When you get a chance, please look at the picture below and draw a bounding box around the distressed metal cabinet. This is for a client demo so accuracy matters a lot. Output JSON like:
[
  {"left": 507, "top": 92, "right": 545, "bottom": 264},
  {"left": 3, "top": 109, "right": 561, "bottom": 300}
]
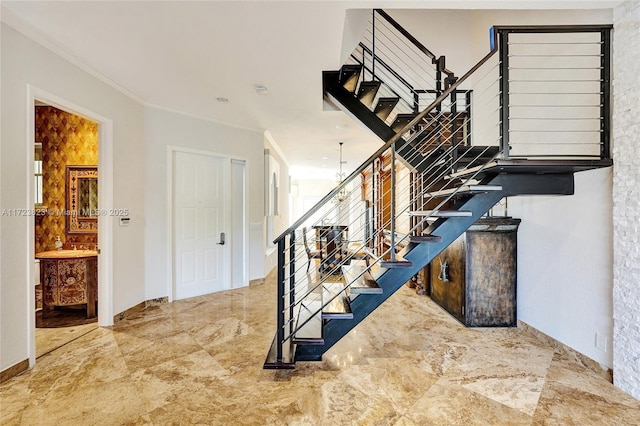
[{"left": 430, "top": 218, "right": 520, "bottom": 327}]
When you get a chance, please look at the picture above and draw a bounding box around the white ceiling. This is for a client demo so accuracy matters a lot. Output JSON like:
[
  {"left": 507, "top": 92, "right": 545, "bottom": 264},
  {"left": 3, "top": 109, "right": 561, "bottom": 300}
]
[{"left": 1, "top": 0, "right": 623, "bottom": 175}]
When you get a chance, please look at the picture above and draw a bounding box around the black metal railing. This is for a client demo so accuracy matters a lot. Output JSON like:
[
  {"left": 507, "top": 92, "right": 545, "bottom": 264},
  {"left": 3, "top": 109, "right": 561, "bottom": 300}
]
[
  {"left": 493, "top": 25, "right": 612, "bottom": 159},
  {"left": 355, "top": 10, "right": 457, "bottom": 115},
  {"left": 267, "top": 21, "right": 612, "bottom": 365}
]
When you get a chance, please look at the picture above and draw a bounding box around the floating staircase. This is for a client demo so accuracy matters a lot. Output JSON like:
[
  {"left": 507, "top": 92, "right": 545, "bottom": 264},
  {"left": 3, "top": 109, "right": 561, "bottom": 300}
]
[{"left": 264, "top": 13, "right": 612, "bottom": 369}]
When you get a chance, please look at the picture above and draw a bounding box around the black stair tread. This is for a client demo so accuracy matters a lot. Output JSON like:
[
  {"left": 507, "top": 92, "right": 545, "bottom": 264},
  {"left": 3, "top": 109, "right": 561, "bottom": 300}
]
[
  {"left": 292, "top": 301, "right": 324, "bottom": 345},
  {"left": 322, "top": 283, "right": 353, "bottom": 319},
  {"left": 456, "top": 146, "right": 501, "bottom": 167},
  {"left": 447, "top": 158, "right": 614, "bottom": 180},
  {"left": 407, "top": 210, "right": 473, "bottom": 217},
  {"left": 380, "top": 259, "right": 413, "bottom": 268},
  {"left": 342, "top": 262, "right": 382, "bottom": 295},
  {"left": 409, "top": 234, "right": 443, "bottom": 243},
  {"left": 339, "top": 64, "right": 362, "bottom": 93},
  {"left": 391, "top": 113, "right": 418, "bottom": 132},
  {"left": 357, "top": 81, "right": 382, "bottom": 107},
  {"left": 423, "top": 184, "right": 503, "bottom": 198},
  {"left": 263, "top": 333, "right": 296, "bottom": 369},
  {"left": 374, "top": 97, "right": 400, "bottom": 121}
]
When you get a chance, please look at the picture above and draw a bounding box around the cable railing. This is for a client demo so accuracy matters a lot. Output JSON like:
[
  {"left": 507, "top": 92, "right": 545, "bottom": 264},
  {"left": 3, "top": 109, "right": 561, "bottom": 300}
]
[
  {"left": 271, "top": 45, "right": 503, "bottom": 363},
  {"left": 354, "top": 9, "right": 455, "bottom": 115},
  {"left": 495, "top": 26, "right": 611, "bottom": 159},
  {"left": 268, "top": 22, "right": 612, "bottom": 365}
]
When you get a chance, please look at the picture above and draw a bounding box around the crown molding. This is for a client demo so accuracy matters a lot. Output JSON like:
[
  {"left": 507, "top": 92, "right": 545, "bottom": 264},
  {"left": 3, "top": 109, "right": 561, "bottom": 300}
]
[
  {"left": 145, "top": 102, "right": 264, "bottom": 134},
  {"left": 264, "top": 130, "right": 290, "bottom": 168},
  {"left": 1, "top": 6, "right": 146, "bottom": 105}
]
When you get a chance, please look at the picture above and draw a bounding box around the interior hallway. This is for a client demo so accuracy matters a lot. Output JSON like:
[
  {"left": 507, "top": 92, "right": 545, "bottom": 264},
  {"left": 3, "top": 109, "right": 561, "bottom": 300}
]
[{"left": 2, "top": 275, "right": 639, "bottom": 425}]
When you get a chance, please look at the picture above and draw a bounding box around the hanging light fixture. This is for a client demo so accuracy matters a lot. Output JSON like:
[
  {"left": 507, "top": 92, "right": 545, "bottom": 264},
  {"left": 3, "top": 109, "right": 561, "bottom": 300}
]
[{"left": 334, "top": 142, "right": 348, "bottom": 203}]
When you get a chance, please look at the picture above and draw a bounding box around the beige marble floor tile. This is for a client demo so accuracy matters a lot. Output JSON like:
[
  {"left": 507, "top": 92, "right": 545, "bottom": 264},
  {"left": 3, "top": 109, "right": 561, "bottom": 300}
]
[
  {"left": 544, "top": 352, "right": 640, "bottom": 409},
  {"left": 405, "top": 382, "right": 534, "bottom": 425},
  {"left": 17, "top": 376, "right": 151, "bottom": 426},
  {"left": 130, "top": 349, "right": 231, "bottom": 413},
  {"left": 188, "top": 316, "right": 255, "bottom": 349},
  {"left": 532, "top": 382, "right": 640, "bottom": 425},
  {"left": 398, "top": 344, "right": 470, "bottom": 377},
  {"left": 393, "top": 415, "right": 421, "bottom": 426},
  {"left": 337, "top": 357, "right": 440, "bottom": 415},
  {"left": 2, "top": 280, "right": 638, "bottom": 425},
  {"left": 113, "top": 330, "right": 203, "bottom": 372},
  {"left": 35, "top": 322, "right": 98, "bottom": 358},
  {"left": 321, "top": 379, "right": 402, "bottom": 425}
]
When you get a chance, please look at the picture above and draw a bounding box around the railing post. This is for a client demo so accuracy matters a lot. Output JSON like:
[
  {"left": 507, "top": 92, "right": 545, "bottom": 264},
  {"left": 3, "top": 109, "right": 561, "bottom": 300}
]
[
  {"left": 465, "top": 90, "right": 472, "bottom": 146},
  {"left": 600, "top": 28, "right": 611, "bottom": 160},
  {"left": 371, "top": 9, "right": 376, "bottom": 78},
  {"left": 370, "top": 161, "right": 376, "bottom": 250},
  {"left": 289, "top": 231, "right": 296, "bottom": 335},
  {"left": 434, "top": 56, "right": 444, "bottom": 145},
  {"left": 389, "top": 142, "right": 397, "bottom": 262},
  {"left": 450, "top": 88, "right": 459, "bottom": 171},
  {"left": 498, "top": 30, "right": 510, "bottom": 159},
  {"left": 276, "top": 237, "right": 285, "bottom": 363}
]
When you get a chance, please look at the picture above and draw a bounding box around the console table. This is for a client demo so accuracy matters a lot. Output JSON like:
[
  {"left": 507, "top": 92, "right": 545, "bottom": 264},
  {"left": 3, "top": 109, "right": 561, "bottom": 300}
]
[{"left": 35, "top": 250, "right": 98, "bottom": 318}]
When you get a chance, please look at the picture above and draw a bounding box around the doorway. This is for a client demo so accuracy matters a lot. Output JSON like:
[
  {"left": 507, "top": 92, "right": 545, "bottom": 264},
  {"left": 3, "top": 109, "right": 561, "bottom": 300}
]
[
  {"left": 170, "top": 149, "right": 247, "bottom": 300},
  {"left": 27, "top": 86, "right": 114, "bottom": 366}
]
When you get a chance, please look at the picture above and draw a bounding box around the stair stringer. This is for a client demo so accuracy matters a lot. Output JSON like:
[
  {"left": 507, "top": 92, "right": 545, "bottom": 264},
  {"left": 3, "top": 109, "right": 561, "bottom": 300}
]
[
  {"left": 323, "top": 71, "right": 429, "bottom": 173},
  {"left": 294, "top": 172, "right": 574, "bottom": 362}
]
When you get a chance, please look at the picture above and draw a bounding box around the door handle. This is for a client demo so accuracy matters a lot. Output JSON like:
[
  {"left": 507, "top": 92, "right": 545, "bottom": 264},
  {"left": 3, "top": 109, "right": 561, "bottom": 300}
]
[{"left": 217, "top": 232, "right": 226, "bottom": 245}]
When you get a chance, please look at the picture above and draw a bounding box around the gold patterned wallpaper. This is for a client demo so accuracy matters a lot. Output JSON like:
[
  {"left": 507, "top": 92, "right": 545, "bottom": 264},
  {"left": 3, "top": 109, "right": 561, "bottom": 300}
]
[{"left": 35, "top": 106, "right": 98, "bottom": 253}]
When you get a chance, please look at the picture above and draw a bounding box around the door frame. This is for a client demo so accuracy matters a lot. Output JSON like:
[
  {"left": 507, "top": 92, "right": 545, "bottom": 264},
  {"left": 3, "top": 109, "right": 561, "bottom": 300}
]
[
  {"left": 166, "top": 146, "right": 249, "bottom": 301},
  {"left": 26, "top": 85, "right": 114, "bottom": 366}
]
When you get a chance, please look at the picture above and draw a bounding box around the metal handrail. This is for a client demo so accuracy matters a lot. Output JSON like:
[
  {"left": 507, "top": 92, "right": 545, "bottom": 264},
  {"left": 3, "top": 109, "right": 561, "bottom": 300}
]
[
  {"left": 275, "top": 46, "right": 499, "bottom": 243},
  {"left": 359, "top": 43, "right": 416, "bottom": 98},
  {"left": 374, "top": 9, "right": 436, "bottom": 60}
]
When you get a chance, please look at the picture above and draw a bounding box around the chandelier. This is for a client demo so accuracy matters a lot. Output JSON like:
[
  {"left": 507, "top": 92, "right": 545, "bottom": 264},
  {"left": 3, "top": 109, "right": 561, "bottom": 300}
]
[{"left": 333, "top": 142, "right": 349, "bottom": 203}]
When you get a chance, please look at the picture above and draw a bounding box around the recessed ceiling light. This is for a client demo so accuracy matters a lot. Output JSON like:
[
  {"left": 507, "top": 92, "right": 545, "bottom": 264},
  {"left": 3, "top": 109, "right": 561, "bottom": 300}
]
[
  {"left": 216, "top": 97, "right": 229, "bottom": 103},
  {"left": 322, "top": 156, "right": 328, "bottom": 160},
  {"left": 254, "top": 85, "right": 269, "bottom": 95}
]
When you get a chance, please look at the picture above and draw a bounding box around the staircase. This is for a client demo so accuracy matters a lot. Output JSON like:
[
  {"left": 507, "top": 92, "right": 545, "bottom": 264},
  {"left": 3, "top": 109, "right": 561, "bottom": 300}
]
[{"left": 264, "top": 12, "right": 613, "bottom": 369}]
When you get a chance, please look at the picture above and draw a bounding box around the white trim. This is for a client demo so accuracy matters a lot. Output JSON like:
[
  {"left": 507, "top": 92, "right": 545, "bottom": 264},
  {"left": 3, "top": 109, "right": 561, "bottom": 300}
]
[
  {"left": 231, "top": 158, "right": 249, "bottom": 288},
  {"left": 147, "top": 103, "right": 263, "bottom": 134},
  {"left": 166, "top": 145, "right": 250, "bottom": 301},
  {"left": 26, "top": 85, "right": 114, "bottom": 366},
  {"left": 264, "top": 130, "right": 290, "bottom": 168}
]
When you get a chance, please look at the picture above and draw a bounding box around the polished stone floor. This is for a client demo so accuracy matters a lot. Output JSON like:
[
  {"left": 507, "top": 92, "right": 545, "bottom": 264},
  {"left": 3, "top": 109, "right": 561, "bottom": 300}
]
[
  {"left": 35, "top": 308, "right": 99, "bottom": 358},
  {"left": 2, "top": 277, "right": 639, "bottom": 425}
]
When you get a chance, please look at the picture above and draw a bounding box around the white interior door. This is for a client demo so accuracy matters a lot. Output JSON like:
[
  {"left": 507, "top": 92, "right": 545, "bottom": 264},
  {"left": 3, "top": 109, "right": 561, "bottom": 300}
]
[{"left": 173, "top": 151, "right": 229, "bottom": 299}]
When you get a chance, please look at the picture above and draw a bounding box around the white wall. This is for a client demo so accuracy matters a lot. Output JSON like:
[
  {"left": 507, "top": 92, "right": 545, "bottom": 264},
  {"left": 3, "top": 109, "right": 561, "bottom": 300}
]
[
  {"left": 291, "top": 177, "right": 336, "bottom": 226},
  {"left": 143, "top": 107, "right": 266, "bottom": 299},
  {"left": 1, "top": 22, "right": 145, "bottom": 372},
  {"left": 389, "top": 9, "right": 612, "bottom": 77},
  {"left": 612, "top": 0, "right": 640, "bottom": 400},
  {"left": 385, "top": 9, "right": 615, "bottom": 368},
  {"left": 263, "top": 134, "right": 290, "bottom": 276},
  {"left": 509, "top": 169, "right": 614, "bottom": 367}
]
